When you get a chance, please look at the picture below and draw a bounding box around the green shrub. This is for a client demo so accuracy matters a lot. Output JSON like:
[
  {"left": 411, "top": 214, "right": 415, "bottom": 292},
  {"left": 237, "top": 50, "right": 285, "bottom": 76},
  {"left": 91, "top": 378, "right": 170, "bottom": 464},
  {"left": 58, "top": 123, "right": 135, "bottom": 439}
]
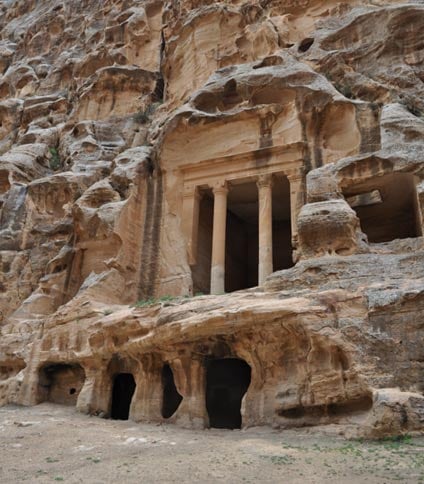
[
  {"left": 49, "top": 147, "right": 61, "bottom": 170},
  {"left": 132, "top": 295, "right": 181, "bottom": 308}
]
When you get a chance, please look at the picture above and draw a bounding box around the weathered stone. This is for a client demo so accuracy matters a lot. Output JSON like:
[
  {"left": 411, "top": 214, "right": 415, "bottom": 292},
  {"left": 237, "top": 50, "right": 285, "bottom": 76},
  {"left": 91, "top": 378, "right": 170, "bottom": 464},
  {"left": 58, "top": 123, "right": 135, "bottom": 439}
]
[{"left": 0, "top": 0, "right": 423, "bottom": 438}]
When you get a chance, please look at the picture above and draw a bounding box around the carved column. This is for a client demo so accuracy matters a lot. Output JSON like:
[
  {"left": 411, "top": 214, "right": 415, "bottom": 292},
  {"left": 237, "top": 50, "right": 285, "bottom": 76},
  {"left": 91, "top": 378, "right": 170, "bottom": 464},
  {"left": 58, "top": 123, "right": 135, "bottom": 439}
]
[
  {"left": 287, "top": 170, "right": 305, "bottom": 248},
  {"left": 210, "top": 182, "right": 228, "bottom": 295},
  {"left": 181, "top": 185, "right": 201, "bottom": 265},
  {"left": 257, "top": 175, "right": 273, "bottom": 285}
]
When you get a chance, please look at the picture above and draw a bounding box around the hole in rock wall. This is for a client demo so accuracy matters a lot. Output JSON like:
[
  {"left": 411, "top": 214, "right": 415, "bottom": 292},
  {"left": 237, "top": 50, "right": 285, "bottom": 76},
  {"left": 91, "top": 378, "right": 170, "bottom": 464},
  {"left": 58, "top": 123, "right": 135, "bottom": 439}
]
[
  {"left": 152, "top": 76, "right": 164, "bottom": 103},
  {"left": 38, "top": 363, "right": 85, "bottom": 405},
  {"left": 222, "top": 79, "right": 242, "bottom": 110},
  {"left": 345, "top": 173, "right": 422, "bottom": 243},
  {"left": 111, "top": 373, "right": 136, "bottom": 420},
  {"left": 298, "top": 38, "right": 314, "bottom": 53},
  {"left": 206, "top": 358, "right": 251, "bottom": 429},
  {"left": 161, "top": 364, "right": 183, "bottom": 419}
]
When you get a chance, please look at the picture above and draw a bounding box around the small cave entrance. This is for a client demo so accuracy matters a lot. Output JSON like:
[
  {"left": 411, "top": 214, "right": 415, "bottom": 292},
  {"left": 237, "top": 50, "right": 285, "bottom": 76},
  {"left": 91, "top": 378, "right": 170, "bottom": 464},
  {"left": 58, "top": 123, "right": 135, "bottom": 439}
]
[
  {"left": 111, "top": 373, "right": 136, "bottom": 420},
  {"left": 206, "top": 358, "right": 251, "bottom": 429},
  {"left": 344, "top": 173, "right": 422, "bottom": 243},
  {"left": 38, "top": 363, "right": 85, "bottom": 405},
  {"left": 161, "top": 364, "right": 183, "bottom": 419}
]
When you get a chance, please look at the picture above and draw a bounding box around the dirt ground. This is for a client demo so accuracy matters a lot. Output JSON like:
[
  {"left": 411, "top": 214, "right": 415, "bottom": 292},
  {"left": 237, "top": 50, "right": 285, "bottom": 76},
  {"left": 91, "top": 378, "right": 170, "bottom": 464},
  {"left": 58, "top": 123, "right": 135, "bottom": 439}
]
[{"left": 1, "top": 404, "right": 424, "bottom": 483}]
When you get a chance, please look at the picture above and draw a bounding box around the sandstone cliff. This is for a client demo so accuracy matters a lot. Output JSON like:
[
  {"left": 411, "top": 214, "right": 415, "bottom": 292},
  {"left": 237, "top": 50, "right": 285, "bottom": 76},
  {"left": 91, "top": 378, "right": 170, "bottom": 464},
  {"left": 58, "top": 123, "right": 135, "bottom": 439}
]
[{"left": 1, "top": 0, "right": 424, "bottom": 437}]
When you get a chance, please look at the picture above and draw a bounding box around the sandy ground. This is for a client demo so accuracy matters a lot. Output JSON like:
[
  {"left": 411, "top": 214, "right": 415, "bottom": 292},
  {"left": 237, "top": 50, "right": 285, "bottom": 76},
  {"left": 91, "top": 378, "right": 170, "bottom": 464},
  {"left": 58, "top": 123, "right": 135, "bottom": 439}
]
[{"left": 1, "top": 404, "right": 424, "bottom": 484}]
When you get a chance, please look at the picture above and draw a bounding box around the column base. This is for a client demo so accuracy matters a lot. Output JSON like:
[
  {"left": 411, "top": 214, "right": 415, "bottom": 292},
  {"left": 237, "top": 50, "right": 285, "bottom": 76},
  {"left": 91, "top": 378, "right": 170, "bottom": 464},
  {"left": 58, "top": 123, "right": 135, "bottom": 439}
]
[{"left": 210, "top": 265, "right": 225, "bottom": 294}]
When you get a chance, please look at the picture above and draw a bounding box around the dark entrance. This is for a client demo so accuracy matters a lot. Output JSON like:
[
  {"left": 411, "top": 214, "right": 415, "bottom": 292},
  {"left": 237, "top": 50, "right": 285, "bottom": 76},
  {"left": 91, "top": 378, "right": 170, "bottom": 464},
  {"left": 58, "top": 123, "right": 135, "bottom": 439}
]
[
  {"left": 192, "top": 190, "right": 214, "bottom": 295},
  {"left": 161, "top": 364, "right": 183, "bottom": 418},
  {"left": 206, "top": 358, "right": 251, "bottom": 429},
  {"left": 225, "top": 182, "right": 259, "bottom": 292},
  {"left": 344, "top": 173, "right": 422, "bottom": 243},
  {"left": 272, "top": 175, "right": 293, "bottom": 271},
  {"left": 111, "top": 373, "right": 136, "bottom": 420}
]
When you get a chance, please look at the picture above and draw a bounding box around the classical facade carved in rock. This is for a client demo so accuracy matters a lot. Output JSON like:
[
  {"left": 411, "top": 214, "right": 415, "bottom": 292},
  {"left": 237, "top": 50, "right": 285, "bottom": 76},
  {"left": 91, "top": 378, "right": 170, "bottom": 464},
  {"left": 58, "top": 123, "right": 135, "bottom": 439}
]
[{"left": 1, "top": 0, "right": 424, "bottom": 437}]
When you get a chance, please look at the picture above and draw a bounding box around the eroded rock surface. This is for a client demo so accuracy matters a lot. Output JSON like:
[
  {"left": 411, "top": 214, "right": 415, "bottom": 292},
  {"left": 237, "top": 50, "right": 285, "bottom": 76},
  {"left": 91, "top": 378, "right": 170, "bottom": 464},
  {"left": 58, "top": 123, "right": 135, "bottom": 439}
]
[{"left": 1, "top": 0, "right": 424, "bottom": 438}]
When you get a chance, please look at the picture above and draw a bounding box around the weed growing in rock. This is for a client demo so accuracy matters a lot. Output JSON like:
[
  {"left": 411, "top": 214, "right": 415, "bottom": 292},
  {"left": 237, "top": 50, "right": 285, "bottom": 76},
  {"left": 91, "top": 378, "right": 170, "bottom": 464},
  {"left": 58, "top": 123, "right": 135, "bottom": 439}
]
[
  {"left": 49, "top": 147, "right": 61, "bottom": 170},
  {"left": 132, "top": 295, "right": 178, "bottom": 307}
]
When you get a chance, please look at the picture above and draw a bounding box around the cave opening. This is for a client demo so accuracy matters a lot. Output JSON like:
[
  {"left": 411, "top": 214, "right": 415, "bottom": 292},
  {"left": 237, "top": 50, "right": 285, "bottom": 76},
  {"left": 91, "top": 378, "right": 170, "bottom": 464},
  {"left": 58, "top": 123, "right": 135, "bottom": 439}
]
[
  {"left": 111, "top": 373, "right": 136, "bottom": 420},
  {"left": 345, "top": 173, "right": 422, "bottom": 243},
  {"left": 38, "top": 363, "right": 85, "bottom": 405},
  {"left": 161, "top": 364, "right": 183, "bottom": 419},
  {"left": 206, "top": 358, "right": 251, "bottom": 429}
]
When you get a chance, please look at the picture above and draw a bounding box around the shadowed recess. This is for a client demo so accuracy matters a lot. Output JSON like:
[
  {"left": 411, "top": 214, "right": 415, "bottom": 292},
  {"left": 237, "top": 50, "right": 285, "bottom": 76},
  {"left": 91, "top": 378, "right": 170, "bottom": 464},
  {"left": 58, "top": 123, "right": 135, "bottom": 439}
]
[
  {"left": 38, "top": 363, "right": 85, "bottom": 406},
  {"left": 111, "top": 373, "right": 136, "bottom": 420},
  {"left": 206, "top": 358, "right": 251, "bottom": 429},
  {"left": 161, "top": 364, "right": 183, "bottom": 419},
  {"left": 345, "top": 173, "right": 421, "bottom": 243}
]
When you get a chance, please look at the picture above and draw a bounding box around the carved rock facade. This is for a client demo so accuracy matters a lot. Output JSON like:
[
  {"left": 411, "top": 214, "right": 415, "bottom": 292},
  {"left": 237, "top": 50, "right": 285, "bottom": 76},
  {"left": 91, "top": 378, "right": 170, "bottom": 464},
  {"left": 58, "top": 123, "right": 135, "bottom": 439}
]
[{"left": 1, "top": 0, "right": 424, "bottom": 437}]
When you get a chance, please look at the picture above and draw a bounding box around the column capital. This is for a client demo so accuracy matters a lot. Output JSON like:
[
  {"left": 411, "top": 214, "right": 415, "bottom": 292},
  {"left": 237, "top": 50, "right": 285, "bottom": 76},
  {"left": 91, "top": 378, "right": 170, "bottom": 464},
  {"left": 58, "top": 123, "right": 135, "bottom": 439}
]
[
  {"left": 212, "top": 181, "right": 229, "bottom": 195},
  {"left": 286, "top": 169, "right": 305, "bottom": 183},
  {"left": 183, "top": 184, "right": 201, "bottom": 200},
  {"left": 256, "top": 174, "right": 273, "bottom": 189}
]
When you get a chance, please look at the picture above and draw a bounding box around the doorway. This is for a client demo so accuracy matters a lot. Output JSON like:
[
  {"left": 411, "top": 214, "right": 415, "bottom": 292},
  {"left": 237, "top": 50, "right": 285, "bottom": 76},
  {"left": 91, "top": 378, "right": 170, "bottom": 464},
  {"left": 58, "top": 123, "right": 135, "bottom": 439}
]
[
  {"left": 161, "top": 364, "right": 183, "bottom": 419},
  {"left": 111, "top": 373, "right": 136, "bottom": 420},
  {"left": 206, "top": 358, "right": 251, "bottom": 429}
]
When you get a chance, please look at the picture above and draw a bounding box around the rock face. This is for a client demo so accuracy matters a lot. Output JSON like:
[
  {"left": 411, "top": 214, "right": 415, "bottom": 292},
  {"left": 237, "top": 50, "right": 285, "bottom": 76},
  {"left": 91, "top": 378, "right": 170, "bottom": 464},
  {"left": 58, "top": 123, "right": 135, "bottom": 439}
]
[{"left": 1, "top": 0, "right": 424, "bottom": 437}]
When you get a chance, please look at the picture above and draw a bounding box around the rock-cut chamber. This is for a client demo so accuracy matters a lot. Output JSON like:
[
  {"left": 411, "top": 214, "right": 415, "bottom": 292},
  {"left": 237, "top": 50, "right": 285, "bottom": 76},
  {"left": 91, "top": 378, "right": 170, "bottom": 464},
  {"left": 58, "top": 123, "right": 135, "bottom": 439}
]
[
  {"left": 38, "top": 363, "right": 85, "bottom": 405},
  {"left": 206, "top": 358, "right": 251, "bottom": 429},
  {"left": 110, "top": 373, "right": 136, "bottom": 420}
]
